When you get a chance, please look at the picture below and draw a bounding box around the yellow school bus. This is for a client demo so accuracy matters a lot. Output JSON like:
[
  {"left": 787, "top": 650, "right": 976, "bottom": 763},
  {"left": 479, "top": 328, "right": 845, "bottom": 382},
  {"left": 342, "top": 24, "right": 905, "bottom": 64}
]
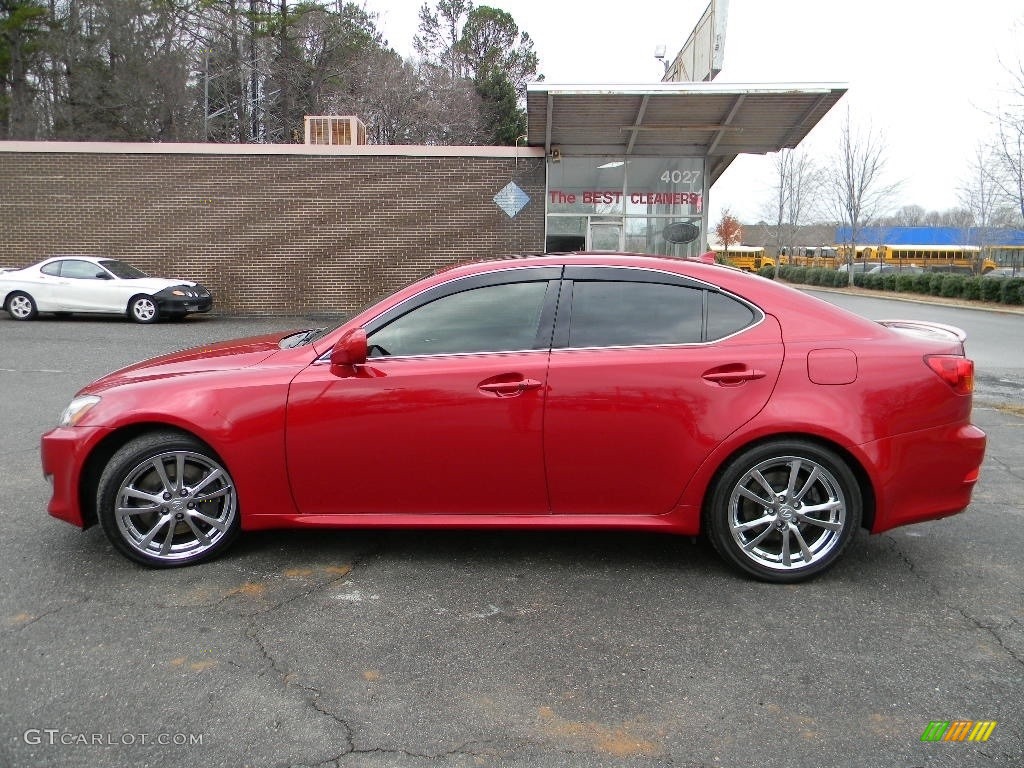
[
  {"left": 988, "top": 245, "right": 1024, "bottom": 271},
  {"left": 779, "top": 246, "right": 838, "bottom": 269},
  {"left": 876, "top": 245, "right": 995, "bottom": 274},
  {"left": 712, "top": 245, "right": 774, "bottom": 272}
]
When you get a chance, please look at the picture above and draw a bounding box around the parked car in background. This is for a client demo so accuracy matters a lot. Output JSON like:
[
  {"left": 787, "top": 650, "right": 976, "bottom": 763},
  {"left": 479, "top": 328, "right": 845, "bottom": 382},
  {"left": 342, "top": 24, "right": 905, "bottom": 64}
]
[
  {"left": 981, "top": 267, "right": 1021, "bottom": 278},
  {"left": 836, "top": 262, "right": 880, "bottom": 274},
  {"left": 1, "top": 256, "right": 212, "bottom": 323},
  {"left": 865, "top": 264, "right": 925, "bottom": 275},
  {"left": 41, "top": 253, "right": 986, "bottom": 583}
]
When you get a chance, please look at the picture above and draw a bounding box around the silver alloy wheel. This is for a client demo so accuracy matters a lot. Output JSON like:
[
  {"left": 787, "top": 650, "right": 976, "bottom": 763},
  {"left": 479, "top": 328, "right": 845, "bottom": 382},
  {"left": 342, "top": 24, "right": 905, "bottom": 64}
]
[
  {"left": 113, "top": 449, "right": 237, "bottom": 562},
  {"left": 130, "top": 296, "right": 157, "bottom": 323},
  {"left": 8, "top": 293, "right": 35, "bottom": 319},
  {"left": 727, "top": 454, "right": 847, "bottom": 571}
]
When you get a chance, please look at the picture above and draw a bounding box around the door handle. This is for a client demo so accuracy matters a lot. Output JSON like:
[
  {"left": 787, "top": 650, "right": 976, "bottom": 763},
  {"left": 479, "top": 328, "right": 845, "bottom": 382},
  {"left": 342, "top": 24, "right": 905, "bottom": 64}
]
[
  {"left": 478, "top": 378, "right": 542, "bottom": 396},
  {"left": 701, "top": 368, "right": 766, "bottom": 385}
]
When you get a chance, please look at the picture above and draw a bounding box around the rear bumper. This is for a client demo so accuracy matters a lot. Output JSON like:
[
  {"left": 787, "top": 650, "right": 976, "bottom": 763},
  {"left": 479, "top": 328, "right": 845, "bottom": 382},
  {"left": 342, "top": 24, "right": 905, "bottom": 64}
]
[
  {"left": 40, "top": 426, "right": 110, "bottom": 528},
  {"left": 865, "top": 422, "right": 986, "bottom": 533}
]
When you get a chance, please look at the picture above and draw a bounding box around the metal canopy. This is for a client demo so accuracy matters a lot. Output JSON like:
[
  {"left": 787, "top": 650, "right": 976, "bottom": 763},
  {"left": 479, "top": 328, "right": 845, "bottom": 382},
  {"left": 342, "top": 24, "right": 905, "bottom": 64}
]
[{"left": 526, "top": 82, "right": 847, "bottom": 185}]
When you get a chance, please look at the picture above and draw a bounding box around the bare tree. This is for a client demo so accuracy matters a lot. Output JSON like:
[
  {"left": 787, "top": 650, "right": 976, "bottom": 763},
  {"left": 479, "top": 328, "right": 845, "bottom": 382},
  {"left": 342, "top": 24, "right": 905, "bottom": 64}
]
[
  {"left": 822, "top": 108, "right": 900, "bottom": 283},
  {"left": 890, "top": 204, "right": 926, "bottom": 226},
  {"left": 990, "top": 59, "right": 1024, "bottom": 224},
  {"left": 767, "top": 146, "right": 820, "bottom": 273}
]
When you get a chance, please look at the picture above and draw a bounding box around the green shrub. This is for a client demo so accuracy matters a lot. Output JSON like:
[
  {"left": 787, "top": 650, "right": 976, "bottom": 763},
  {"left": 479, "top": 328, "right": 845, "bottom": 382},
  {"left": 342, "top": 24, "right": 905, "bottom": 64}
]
[
  {"left": 789, "top": 266, "right": 808, "bottom": 284},
  {"left": 832, "top": 271, "right": 849, "bottom": 287},
  {"left": 895, "top": 273, "right": 916, "bottom": 292},
  {"left": 928, "top": 273, "right": 946, "bottom": 295},
  {"left": 960, "top": 277, "right": 981, "bottom": 301},
  {"left": 862, "top": 273, "right": 882, "bottom": 290},
  {"left": 940, "top": 274, "right": 963, "bottom": 297},
  {"left": 910, "top": 273, "right": 932, "bottom": 294},
  {"left": 980, "top": 277, "right": 1003, "bottom": 302},
  {"left": 882, "top": 273, "right": 898, "bottom": 291},
  {"left": 758, "top": 265, "right": 776, "bottom": 278},
  {"left": 1000, "top": 278, "right": 1024, "bottom": 305}
]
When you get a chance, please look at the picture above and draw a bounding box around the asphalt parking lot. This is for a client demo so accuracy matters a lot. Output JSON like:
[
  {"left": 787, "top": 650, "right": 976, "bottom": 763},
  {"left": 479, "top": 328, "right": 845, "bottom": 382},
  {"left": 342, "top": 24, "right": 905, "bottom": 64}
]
[{"left": 1, "top": 310, "right": 1022, "bottom": 768}]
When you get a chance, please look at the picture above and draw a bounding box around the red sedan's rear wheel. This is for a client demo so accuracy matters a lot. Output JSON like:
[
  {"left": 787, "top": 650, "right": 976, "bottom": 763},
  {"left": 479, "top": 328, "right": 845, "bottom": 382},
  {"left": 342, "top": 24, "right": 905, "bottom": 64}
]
[
  {"left": 706, "top": 440, "right": 862, "bottom": 583},
  {"left": 96, "top": 431, "right": 240, "bottom": 567}
]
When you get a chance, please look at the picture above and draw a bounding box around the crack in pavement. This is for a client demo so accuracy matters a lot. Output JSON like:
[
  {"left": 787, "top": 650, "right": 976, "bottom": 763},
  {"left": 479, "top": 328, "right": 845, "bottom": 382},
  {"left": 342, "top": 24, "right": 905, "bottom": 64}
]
[
  {"left": 982, "top": 453, "right": 1024, "bottom": 487},
  {"left": 883, "top": 536, "right": 1024, "bottom": 668},
  {"left": 325, "top": 739, "right": 512, "bottom": 765},
  {"left": 235, "top": 540, "right": 391, "bottom": 763}
]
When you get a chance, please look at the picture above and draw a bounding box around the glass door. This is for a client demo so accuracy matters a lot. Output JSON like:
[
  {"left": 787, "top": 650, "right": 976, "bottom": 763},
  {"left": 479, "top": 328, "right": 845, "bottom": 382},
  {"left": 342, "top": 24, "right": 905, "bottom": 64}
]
[{"left": 588, "top": 222, "right": 622, "bottom": 251}]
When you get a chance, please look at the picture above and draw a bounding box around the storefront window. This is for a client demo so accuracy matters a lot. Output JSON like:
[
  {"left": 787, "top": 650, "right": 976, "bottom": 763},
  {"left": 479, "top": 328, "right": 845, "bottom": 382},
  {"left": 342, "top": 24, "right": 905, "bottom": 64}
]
[
  {"left": 623, "top": 158, "right": 703, "bottom": 217},
  {"left": 545, "top": 155, "right": 706, "bottom": 256},
  {"left": 546, "top": 158, "right": 626, "bottom": 215}
]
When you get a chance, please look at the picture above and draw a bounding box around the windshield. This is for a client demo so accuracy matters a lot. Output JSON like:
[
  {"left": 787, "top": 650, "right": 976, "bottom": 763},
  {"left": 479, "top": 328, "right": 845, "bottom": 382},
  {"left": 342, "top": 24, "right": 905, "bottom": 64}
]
[{"left": 99, "top": 259, "right": 149, "bottom": 279}]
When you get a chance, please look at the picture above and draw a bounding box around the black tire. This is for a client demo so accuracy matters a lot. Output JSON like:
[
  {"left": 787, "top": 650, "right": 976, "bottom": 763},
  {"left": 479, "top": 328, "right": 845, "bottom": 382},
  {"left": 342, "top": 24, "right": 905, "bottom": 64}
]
[
  {"left": 128, "top": 295, "right": 159, "bottom": 324},
  {"left": 705, "top": 440, "right": 862, "bottom": 583},
  {"left": 96, "top": 431, "right": 241, "bottom": 567},
  {"left": 6, "top": 291, "right": 38, "bottom": 320}
]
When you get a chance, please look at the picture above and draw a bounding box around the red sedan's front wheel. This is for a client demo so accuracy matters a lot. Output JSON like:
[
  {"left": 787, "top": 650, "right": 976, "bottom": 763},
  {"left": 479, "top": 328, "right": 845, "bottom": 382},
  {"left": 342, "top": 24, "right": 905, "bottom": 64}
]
[{"left": 96, "top": 431, "right": 241, "bottom": 567}]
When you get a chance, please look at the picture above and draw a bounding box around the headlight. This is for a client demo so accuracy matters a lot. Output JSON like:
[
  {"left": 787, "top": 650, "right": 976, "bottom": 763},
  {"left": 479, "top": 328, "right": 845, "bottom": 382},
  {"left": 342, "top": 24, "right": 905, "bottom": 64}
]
[{"left": 59, "top": 395, "right": 101, "bottom": 427}]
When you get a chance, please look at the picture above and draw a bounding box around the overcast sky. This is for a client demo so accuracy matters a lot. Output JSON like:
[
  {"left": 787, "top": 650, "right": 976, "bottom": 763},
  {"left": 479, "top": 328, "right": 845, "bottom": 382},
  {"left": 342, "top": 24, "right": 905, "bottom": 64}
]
[{"left": 370, "top": 0, "right": 1023, "bottom": 226}]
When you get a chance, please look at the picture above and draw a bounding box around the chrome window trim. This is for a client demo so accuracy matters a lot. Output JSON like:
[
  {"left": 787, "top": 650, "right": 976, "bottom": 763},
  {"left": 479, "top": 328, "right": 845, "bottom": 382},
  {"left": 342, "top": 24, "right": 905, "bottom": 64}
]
[{"left": 314, "top": 347, "right": 552, "bottom": 365}]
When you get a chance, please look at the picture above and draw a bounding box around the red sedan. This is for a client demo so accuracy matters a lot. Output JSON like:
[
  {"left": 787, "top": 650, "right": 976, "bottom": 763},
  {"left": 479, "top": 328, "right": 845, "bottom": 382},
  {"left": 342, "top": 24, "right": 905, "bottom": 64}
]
[{"left": 41, "top": 254, "right": 986, "bottom": 582}]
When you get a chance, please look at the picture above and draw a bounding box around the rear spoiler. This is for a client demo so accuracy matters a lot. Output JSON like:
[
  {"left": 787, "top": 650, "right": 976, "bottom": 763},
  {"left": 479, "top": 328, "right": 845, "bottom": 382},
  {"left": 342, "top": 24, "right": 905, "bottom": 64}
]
[{"left": 877, "top": 319, "right": 967, "bottom": 345}]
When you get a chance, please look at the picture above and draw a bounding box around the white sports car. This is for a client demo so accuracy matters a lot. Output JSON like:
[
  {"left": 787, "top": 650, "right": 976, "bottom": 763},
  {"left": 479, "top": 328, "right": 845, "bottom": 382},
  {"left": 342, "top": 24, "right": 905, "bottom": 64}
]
[{"left": 0, "top": 256, "right": 213, "bottom": 323}]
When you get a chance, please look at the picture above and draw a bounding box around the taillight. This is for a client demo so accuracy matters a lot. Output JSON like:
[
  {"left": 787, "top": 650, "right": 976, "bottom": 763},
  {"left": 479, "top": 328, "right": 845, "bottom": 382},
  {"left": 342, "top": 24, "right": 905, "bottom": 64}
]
[{"left": 925, "top": 355, "right": 974, "bottom": 395}]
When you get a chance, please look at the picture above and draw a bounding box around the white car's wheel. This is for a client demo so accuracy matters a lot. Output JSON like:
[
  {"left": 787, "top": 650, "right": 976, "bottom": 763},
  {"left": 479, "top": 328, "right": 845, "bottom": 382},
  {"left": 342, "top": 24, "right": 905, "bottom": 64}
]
[
  {"left": 6, "top": 291, "right": 38, "bottom": 320},
  {"left": 128, "top": 295, "right": 159, "bottom": 324}
]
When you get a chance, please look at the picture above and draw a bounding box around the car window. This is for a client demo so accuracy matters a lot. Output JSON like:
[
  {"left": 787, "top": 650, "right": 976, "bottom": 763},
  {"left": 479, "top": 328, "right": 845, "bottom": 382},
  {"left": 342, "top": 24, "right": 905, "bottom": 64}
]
[
  {"left": 100, "top": 260, "right": 148, "bottom": 279},
  {"left": 40, "top": 261, "right": 61, "bottom": 276},
  {"left": 707, "top": 291, "right": 756, "bottom": 339},
  {"left": 367, "top": 281, "right": 548, "bottom": 357},
  {"left": 568, "top": 281, "right": 703, "bottom": 348},
  {"left": 60, "top": 260, "right": 105, "bottom": 280}
]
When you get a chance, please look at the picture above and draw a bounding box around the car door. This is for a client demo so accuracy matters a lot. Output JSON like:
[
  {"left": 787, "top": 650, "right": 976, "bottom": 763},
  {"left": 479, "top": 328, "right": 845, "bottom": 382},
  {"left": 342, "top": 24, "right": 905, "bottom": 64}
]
[
  {"left": 285, "top": 267, "right": 561, "bottom": 516},
  {"left": 49, "top": 259, "right": 123, "bottom": 312},
  {"left": 28, "top": 260, "right": 64, "bottom": 310},
  {"left": 543, "top": 266, "right": 784, "bottom": 516}
]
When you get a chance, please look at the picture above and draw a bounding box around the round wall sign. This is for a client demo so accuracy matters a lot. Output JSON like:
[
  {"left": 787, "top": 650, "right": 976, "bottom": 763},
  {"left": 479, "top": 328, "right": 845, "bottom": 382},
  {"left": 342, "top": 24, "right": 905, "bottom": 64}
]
[{"left": 663, "top": 221, "right": 700, "bottom": 244}]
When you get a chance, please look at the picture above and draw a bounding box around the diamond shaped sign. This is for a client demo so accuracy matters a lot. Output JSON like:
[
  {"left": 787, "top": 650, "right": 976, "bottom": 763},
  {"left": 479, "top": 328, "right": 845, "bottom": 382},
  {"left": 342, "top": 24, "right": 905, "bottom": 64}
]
[{"left": 493, "top": 181, "right": 530, "bottom": 218}]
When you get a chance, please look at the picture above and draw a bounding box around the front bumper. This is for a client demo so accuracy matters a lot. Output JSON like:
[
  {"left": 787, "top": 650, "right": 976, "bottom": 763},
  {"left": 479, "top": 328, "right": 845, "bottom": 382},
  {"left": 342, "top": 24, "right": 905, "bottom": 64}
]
[
  {"left": 154, "top": 286, "right": 213, "bottom": 315},
  {"left": 40, "top": 425, "right": 111, "bottom": 528}
]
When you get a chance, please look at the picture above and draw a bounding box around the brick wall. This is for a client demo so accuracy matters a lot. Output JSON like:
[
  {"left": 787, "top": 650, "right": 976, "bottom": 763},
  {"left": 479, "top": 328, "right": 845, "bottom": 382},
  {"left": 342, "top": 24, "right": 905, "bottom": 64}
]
[{"left": 0, "top": 146, "right": 547, "bottom": 315}]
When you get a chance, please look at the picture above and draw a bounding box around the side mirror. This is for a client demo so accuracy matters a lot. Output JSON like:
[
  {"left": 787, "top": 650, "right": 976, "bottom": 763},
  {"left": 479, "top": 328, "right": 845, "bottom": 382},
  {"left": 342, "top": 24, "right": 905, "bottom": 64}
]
[
  {"left": 330, "top": 328, "right": 367, "bottom": 373},
  {"left": 96, "top": 272, "right": 112, "bottom": 280}
]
